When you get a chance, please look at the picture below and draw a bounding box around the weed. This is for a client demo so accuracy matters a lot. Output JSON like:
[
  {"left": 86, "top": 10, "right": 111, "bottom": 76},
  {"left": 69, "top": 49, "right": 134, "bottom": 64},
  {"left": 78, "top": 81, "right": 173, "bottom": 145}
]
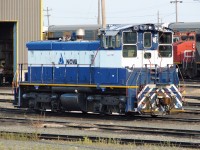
[{"left": 0, "top": 132, "right": 40, "bottom": 141}]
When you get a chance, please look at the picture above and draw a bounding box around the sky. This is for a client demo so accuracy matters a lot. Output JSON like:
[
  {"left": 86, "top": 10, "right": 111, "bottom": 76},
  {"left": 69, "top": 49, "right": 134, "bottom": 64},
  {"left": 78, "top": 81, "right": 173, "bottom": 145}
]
[{"left": 43, "top": 0, "right": 199, "bottom": 26}]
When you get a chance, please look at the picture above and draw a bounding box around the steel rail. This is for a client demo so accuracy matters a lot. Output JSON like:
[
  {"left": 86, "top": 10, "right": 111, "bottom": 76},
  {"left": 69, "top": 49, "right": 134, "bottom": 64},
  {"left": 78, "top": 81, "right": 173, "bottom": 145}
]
[
  {"left": 0, "top": 117, "right": 200, "bottom": 139},
  {"left": 0, "top": 107, "right": 200, "bottom": 122}
]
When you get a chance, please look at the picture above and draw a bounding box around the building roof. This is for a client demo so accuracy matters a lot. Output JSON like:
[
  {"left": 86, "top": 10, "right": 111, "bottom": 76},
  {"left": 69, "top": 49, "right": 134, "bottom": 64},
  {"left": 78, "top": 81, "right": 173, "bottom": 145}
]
[
  {"left": 48, "top": 24, "right": 101, "bottom": 32},
  {"left": 168, "top": 22, "right": 200, "bottom": 32}
]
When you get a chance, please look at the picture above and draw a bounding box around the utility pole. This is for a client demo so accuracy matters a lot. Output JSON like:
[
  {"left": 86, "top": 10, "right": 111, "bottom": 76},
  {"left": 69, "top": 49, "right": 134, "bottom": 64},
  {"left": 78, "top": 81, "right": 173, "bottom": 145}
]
[
  {"left": 44, "top": 7, "right": 52, "bottom": 40},
  {"left": 101, "top": 0, "right": 106, "bottom": 29},
  {"left": 98, "top": 0, "right": 101, "bottom": 25},
  {"left": 170, "top": 0, "right": 183, "bottom": 22},
  {"left": 157, "top": 11, "right": 160, "bottom": 25},
  {"left": 43, "top": 7, "right": 52, "bottom": 27}
]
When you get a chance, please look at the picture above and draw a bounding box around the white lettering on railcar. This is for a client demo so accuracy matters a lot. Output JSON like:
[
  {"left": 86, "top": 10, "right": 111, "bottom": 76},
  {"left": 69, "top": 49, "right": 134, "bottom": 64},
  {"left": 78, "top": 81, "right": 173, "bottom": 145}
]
[{"left": 66, "top": 59, "right": 77, "bottom": 65}]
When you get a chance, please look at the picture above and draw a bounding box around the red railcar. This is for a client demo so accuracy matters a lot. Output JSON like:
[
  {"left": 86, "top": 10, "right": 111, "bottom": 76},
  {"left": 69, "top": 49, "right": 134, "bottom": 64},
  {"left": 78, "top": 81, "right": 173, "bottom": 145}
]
[
  {"left": 168, "top": 22, "right": 200, "bottom": 78},
  {"left": 173, "top": 31, "right": 197, "bottom": 77}
]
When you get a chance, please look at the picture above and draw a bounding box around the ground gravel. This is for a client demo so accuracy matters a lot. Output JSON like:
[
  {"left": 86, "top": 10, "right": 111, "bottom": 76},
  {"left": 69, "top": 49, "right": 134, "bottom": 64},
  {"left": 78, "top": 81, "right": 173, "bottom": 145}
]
[{"left": 0, "top": 86, "right": 199, "bottom": 149}]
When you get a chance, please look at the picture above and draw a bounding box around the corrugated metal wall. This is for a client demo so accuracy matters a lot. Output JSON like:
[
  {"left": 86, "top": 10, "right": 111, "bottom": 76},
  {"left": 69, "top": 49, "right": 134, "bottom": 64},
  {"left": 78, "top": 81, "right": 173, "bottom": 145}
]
[{"left": 0, "top": 0, "right": 42, "bottom": 66}]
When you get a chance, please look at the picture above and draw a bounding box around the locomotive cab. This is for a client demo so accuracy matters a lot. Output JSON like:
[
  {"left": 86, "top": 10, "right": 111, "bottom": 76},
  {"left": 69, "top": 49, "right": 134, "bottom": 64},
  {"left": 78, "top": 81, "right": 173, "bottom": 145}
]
[{"left": 100, "top": 24, "right": 173, "bottom": 68}]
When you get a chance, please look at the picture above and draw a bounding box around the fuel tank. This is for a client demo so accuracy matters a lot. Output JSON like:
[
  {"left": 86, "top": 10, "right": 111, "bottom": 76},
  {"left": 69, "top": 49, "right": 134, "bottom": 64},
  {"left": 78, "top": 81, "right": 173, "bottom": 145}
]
[{"left": 60, "top": 93, "right": 86, "bottom": 111}]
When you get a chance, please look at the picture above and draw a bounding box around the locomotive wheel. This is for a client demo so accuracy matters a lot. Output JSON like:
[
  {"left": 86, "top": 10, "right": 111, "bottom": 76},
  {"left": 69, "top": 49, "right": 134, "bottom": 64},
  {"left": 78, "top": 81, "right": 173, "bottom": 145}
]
[
  {"left": 151, "top": 114, "right": 158, "bottom": 117},
  {"left": 125, "top": 112, "right": 135, "bottom": 117},
  {"left": 33, "top": 109, "right": 42, "bottom": 114},
  {"left": 82, "top": 111, "right": 88, "bottom": 114}
]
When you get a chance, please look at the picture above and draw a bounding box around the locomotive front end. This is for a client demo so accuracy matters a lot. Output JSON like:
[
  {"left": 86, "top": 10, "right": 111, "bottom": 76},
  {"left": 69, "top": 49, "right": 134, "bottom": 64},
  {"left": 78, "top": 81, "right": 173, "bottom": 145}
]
[
  {"left": 137, "top": 83, "right": 183, "bottom": 116},
  {"left": 105, "top": 23, "right": 185, "bottom": 116}
]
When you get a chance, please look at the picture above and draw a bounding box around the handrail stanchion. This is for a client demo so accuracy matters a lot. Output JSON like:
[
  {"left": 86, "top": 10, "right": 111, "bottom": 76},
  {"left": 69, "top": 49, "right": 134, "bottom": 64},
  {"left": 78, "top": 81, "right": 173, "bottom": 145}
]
[
  {"left": 41, "top": 64, "right": 43, "bottom": 83},
  {"left": 145, "top": 64, "right": 148, "bottom": 84},
  {"left": 167, "top": 64, "right": 170, "bottom": 82},
  {"left": 155, "top": 64, "right": 157, "bottom": 84},
  {"left": 89, "top": 64, "right": 92, "bottom": 84},
  {"left": 20, "top": 64, "right": 23, "bottom": 82},
  {"left": 65, "top": 64, "right": 67, "bottom": 83},
  {"left": 30, "top": 64, "right": 32, "bottom": 83},
  {"left": 77, "top": 64, "right": 79, "bottom": 84},
  {"left": 53, "top": 64, "right": 55, "bottom": 83},
  {"left": 18, "top": 64, "right": 20, "bottom": 83}
]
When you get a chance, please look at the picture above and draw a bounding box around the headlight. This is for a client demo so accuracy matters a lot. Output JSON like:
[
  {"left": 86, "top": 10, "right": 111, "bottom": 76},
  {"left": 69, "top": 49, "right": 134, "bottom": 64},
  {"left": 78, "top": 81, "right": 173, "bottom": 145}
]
[
  {"left": 148, "top": 25, "right": 153, "bottom": 30},
  {"left": 139, "top": 25, "right": 148, "bottom": 30},
  {"left": 154, "top": 25, "right": 159, "bottom": 31},
  {"left": 133, "top": 26, "right": 139, "bottom": 31}
]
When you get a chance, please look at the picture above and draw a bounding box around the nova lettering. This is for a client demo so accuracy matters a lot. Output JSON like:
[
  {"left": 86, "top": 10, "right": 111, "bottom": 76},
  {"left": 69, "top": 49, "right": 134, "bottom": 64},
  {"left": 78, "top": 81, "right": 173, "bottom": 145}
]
[{"left": 66, "top": 59, "right": 77, "bottom": 65}]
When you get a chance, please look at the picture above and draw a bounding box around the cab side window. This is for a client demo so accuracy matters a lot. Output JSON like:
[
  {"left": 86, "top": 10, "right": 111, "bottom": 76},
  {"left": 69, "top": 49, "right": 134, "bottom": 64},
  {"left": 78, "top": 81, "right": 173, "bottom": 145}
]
[
  {"left": 158, "top": 32, "right": 172, "bottom": 57},
  {"left": 122, "top": 31, "right": 137, "bottom": 58}
]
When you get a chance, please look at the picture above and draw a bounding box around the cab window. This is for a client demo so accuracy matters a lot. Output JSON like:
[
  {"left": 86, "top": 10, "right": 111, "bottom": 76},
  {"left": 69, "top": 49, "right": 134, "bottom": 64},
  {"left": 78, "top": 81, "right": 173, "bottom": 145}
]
[
  {"left": 159, "top": 32, "right": 172, "bottom": 44},
  {"left": 158, "top": 32, "right": 172, "bottom": 57},
  {"left": 123, "top": 45, "right": 137, "bottom": 57},
  {"left": 123, "top": 32, "right": 137, "bottom": 44},
  {"left": 122, "top": 31, "right": 137, "bottom": 58},
  {"left": 188, "top": 36, "right": 194, "bottom": 41},
  {"left": 158, "top": 45, "right": 172, "bottom": 57},
  {"left": 144, "top": 32, "right": 152, "bottom": 48},
  {"left": 144, "top": 52, "right": 151, "bottom": 59},
  {"left": 100, "top": 33, "right": 121, "bottom": 49},
  {"left": 181, "top": 36, "right": 187, "bottom": 41},
  {"left": 173, "top": 37, "right": 180, "bottom": 43}
]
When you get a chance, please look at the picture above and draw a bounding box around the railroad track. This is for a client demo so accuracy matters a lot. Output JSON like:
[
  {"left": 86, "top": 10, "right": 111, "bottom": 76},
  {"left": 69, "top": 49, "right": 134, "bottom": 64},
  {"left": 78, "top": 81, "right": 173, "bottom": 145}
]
[
  {"left": 0, "top": 107, "right": 191, "bottom": 116},
  {"left": 180, "top": 78, "right": 200, "bottom": 83},
  {"left": 0, "top": 130, "right": 199, "bottom": 149},
  {"left": 0, "top": 99, "right": 13, "bottom": 103},
  {"left": 0, "top": 115, "right": 200, "bottom": 138},
  {"left": 0, "top": 107, "right": 200, "bottom": 123},
  {"left": 185, "top": 102, "right": 200, "bottom": 106},
  {"left": 0, "top": 93, "right": 13, "bottom": 96},
  {"left": 0, "top": 101, "right": 199, "bottom": 149},
  {"left": 183, "top": 102, "right": 200, "bottom": 114},
  {"left": 185, "top": 96, "right": 200, "bottom": 100},
  {"left": 183, "top": 109, "right": 200, "bottom": 115}
]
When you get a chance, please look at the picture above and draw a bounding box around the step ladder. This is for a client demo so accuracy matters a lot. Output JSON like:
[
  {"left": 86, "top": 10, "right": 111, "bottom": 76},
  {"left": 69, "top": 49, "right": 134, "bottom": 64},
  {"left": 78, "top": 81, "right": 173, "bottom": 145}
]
[
  {"left": 150, "top": 68, "right": 159, "bottom": 83},
  {"left": 145, "top": 64, "right": 159, "bottom": 84}
]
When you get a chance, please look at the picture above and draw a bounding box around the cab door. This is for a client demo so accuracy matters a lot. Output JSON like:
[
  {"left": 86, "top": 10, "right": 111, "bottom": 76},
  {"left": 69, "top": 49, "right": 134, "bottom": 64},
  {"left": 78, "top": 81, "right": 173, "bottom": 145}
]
[
  {"left": 121, "top": 31, "right": 139, "bottom": 68},
  {"left": 142, "top": 32, "right": 156, "bottom": 68}
]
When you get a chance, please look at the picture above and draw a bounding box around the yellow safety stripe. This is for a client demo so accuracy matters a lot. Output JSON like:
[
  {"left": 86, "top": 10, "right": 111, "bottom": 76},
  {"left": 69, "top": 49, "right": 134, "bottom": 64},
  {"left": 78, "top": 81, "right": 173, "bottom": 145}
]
[
  {"left": 141, "top": 109, "right": 185, "bottom": 113},
  {"left": 19, "top": 83, "right": 139, "bottom": 89}
]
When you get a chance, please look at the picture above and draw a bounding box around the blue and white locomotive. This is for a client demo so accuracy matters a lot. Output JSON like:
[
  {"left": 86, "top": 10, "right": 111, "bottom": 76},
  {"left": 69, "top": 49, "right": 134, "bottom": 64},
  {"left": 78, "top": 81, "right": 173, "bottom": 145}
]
[{"left": 14, "top": 23, "right": 184, "bottom": 116}]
